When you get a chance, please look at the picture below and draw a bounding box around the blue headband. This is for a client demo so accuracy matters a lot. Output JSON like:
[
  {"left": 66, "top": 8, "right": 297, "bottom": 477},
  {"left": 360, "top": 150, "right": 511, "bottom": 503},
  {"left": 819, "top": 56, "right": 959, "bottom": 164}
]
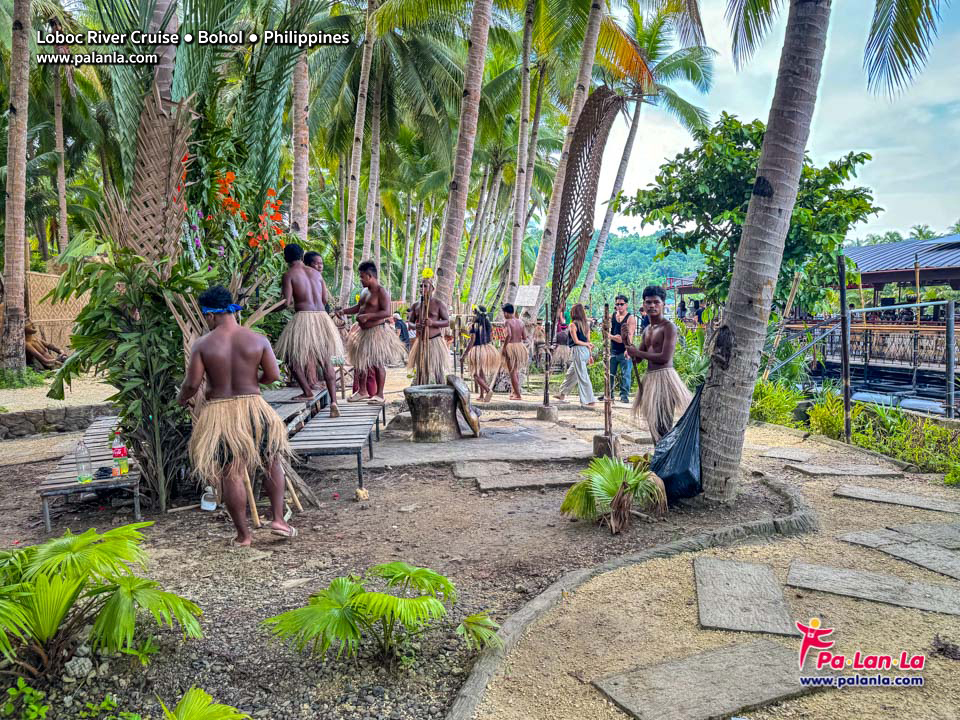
[{"left": 201, "top": 303, "right": 242, "bottom": 315}]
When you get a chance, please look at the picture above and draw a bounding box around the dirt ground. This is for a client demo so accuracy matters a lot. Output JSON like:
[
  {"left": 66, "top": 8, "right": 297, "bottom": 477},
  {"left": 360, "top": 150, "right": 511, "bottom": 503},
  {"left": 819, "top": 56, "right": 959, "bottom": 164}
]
[{"left": 0, "top": 443, "right": 784, "bottom": 719}]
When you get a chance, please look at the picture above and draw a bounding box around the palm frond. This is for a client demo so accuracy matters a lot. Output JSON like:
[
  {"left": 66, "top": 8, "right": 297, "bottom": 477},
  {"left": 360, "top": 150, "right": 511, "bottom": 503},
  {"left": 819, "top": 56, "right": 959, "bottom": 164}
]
[
  {"left": 25, "top": 522, "right": 152, "bottom": 580},
  {"left": 724, "top": 0, "right": 784, "bottom": 69},
  {"left": 263, "top": 577, "right": 365, "bottom": 658},
  {"left": 652, "top": 86, "right": 709, "bottom": 132},
  {"left": 369, "top": 562, "right": 457, "bottom": 603},
  {"left": 160, "top": 687, "right": 251, "bottom": 720},
  {"left": 864, "top": 0, "right": 944, "bottom": 95},
  {"left": 456, "top": 612, "right": 502, "bottom": 651},
  {"left": 354, "top": 592, "right": 448, "bottom": 630}
]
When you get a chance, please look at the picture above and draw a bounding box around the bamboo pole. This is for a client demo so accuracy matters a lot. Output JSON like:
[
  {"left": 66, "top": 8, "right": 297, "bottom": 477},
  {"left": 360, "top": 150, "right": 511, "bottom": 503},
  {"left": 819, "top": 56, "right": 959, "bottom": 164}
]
[{"left": 603, "top": 303, "right": 612, "bottom": 438}]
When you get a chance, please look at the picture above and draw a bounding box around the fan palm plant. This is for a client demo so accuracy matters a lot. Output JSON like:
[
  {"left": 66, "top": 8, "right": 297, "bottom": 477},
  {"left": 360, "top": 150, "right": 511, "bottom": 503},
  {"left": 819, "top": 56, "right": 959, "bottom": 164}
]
[
  {"left": 561, "top": 455, "right": 667, "bottom": 534},
  {"left": 0, "top": 523, "right": 202, "bottom": 681},
  {"left": 264, "top": 561, "right": 499, "bottom": 667},
  {"left": 160, "top": 687, "right": 250, "bottom": 720}
]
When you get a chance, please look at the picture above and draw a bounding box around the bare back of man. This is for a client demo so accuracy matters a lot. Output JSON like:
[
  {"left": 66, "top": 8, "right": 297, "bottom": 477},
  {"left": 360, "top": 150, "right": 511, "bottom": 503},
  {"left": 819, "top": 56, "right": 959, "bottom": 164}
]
[
  {"left": 501, "top": 312, "right": 528, "bottom": 400},
  {"left": 284, "top": 264, "right": 322, "bottom": 312},
  {"left": 193, "top": 325, "right": 274, "bottom": 399}
]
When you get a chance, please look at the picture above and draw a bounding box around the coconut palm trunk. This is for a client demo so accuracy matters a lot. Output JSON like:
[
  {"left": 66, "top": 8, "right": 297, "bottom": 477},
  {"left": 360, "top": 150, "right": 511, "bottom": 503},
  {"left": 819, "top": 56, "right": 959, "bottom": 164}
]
[
  {"left": 523, "top": 1, "right": 604, "bottom": 313},
  {"left": 504, "top": 0, "right": 535, "bottom": 305},
  {"left": 339, "top": 0, "right": 379, "bottom": 305},
  {"left": 152, "top": 0, "right": 178, "bottom": 105},
  {"left": 433, "top": 0, "right": 494, "bottom": 306},
  {"left": 700, "top": 0, "right": 831, "bottom": 502},
  {"left": 53, "top": 68, "right": 70, "bottom": 255},
  {"left": 579, "top": 102, "right": 642, "bottom": 302},
  {"left": 362, "top": 70, "right": 384, "bottom": 264},
  {"left": 522, "top": 67, "right": 545, "bottom": 222},
  {"left": 459, "top": 164, "right": 500, "bottom": 301},
  {"left": 407, "top": 200, "right": 424, "bottom": 302},
  {"left": 290, "top": 46, "right": 310, "bottom": 240},
  {"left": 400, "top": 194, "right": 413, "bottom": 303},
  {"left": 1, "top": 0, "right": 31, "bottom": 371},
  {"left": 457, "top": 164, "right": 490, "bottom": 299}
]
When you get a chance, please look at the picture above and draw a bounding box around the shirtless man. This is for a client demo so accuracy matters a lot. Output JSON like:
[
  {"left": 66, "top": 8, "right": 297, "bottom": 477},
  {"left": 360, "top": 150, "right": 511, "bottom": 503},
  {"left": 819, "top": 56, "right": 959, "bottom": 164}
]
[
  {"left": 406, "top": 275, "right": 451, "bottom": 385},
  {"left": 275, "top": 244, "right": 343, "bottom": 414},
  {"left": 178, "top": 285, "right": 295, "bottom": 546},
  {"left": 625, "top": 285, "right": 692, "bottom": 443},
  {"left": 500, "top": 303, "right": 528, "bottom": 401},
  {"left": 341, "top": 260, "right": 406, "bottom": 404},
  {"left": 302, "top": 251, "right": 344, "bottom": 402}
]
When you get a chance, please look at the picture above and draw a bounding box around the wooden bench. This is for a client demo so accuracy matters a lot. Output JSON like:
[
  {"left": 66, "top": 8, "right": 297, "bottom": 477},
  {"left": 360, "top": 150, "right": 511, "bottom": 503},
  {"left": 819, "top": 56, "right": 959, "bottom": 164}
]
[
  {"left": 38, "top": 415, "right": 142, "bottom": 533},
  {"left": 290, "top": 402, "right": 387, "bottom": 488}
]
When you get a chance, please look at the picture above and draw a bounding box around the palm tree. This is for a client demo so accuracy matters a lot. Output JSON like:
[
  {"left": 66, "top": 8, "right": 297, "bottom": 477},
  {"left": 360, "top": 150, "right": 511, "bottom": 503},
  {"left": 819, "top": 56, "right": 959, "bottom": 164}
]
[
  {"left": 339, "top": 0, "right": 379, "bottom": 305},
  {"left": 433, "top": 0, "right": 495, "bottom": 306},
  {"left": 910, "top": 223, "right": 937, "bottom": 240},
  {"left": 579, "top": 2, "right": 714, "bottom": 302},
  {"left": 700, "top": 0, "right": 949, "bottom": 502},
  {"left": 949, "top": 220, "right": 960, "bottom": 236},
  {"left": 291, "top": 0, "right": 310, "bottom": 241},
  {"left": 1, "top": 0, "right": 32, "bottom": 372}
]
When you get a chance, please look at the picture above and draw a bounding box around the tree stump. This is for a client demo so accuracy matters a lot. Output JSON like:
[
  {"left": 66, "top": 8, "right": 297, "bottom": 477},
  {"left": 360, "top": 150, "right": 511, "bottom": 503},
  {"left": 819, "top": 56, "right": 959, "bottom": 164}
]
[{"left": 404, "top": 385, "right": 461, "bottom": 442}]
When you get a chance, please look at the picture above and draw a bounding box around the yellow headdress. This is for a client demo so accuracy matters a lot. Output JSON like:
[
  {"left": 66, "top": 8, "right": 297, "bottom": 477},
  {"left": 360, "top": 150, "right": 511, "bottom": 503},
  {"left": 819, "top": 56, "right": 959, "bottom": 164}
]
[{"left": 421, "top": 267, "right": 434, "bottom": 280}]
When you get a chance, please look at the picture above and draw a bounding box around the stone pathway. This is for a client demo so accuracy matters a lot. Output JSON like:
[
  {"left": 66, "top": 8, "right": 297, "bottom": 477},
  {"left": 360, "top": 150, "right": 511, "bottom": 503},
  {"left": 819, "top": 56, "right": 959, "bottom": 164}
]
[
  {"left": 840, "top": 526, "right": 960, "bottom": 580},
  {"left": 787, "top": 463, "right": 902, "bottom": 478},
  {"left": 472, "top": 426, "right": 960, "bottom": 720},
  {"left": 834, "top": 484, "right": 960, "bottom": 513}
]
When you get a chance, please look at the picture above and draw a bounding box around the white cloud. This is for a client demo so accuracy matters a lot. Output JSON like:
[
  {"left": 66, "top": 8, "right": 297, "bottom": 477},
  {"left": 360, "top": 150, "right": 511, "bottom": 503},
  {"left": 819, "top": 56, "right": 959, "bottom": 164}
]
[{"left": 594, "top": 2, "right": 960, "bottom": 238}]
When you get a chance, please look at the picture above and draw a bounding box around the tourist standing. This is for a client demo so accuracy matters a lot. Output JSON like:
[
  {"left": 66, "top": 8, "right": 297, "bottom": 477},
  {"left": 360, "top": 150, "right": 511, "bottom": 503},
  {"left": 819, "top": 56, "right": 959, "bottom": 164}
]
[
  {"left": 555, "top": 303, "right": 597, "bottom": 407},
  {"left": 609, "top": 294, "right": 636, "bottom": 405}
]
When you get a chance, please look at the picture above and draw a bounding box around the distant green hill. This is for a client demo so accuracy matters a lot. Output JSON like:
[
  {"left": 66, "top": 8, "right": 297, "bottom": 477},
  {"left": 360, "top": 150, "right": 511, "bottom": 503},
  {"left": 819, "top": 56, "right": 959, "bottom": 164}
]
[{"left": 580, "top": 230, "right": 704, "bottom": 307}]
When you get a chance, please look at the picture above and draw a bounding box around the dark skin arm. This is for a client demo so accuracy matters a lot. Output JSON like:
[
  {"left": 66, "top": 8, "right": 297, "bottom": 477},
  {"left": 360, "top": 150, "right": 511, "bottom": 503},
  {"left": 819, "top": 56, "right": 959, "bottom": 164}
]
[
  {"left": 177, "top": 343, "right": 206, "bottom": 406},
  {"left": 463, "top": 328, "right": 476, "bottom": 355},
  {"left": 258, "top": 338, "right": 282, "bottom": 385},
  {"left": 341, "top": 301, "right": 362, "bottom": 316},
  {"left": 274, "top": 272, "right": 293, "bottom": 310}
]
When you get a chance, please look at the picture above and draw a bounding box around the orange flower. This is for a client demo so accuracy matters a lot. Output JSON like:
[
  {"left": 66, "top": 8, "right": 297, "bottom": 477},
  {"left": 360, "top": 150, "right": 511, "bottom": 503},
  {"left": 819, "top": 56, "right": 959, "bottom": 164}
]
[
  {"left": 259, "top": 214, "right": 267, "bottom": 222},
  {"left": 279, "top": 238, "right": 286, "bottom": 249},
  {"left": 249, "top": 238, "right": 260, "bottom": 247},
  {"left": 267, "top": 188, "right": 277, "bottom": 197},
  {"left": 247, "top": 231, "right": 254, "bottom": 237},
  {"left": 240, "top": 211, "right": 247, "bottom": 221},
  {"left": 271, "top": 212, "right": 282, "bottom": 222},
  {"left": 181, "top": 153, "right": 189, "bottom": 163},
  {"left": 275, "top": 200, "right": 283, "bottom": 207},
  {"left": 225, "top": 171, "right": 235, "bottom": 182},
  {"left": 273, "top": 226, "right": 281, "bottom": 234}
]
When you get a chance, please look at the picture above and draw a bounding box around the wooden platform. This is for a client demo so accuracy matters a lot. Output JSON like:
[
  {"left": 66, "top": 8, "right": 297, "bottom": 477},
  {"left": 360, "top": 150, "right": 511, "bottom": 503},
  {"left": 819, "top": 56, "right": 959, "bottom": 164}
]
[{"left": 292, "top": 402, "right": 386, "bottom": 488}]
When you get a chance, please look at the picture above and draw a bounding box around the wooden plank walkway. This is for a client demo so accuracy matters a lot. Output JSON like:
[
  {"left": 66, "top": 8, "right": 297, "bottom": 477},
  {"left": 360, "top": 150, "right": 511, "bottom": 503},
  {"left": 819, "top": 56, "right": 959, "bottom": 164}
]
[{"left": 291, "top": 401, "right": 386, "bottom": 488}]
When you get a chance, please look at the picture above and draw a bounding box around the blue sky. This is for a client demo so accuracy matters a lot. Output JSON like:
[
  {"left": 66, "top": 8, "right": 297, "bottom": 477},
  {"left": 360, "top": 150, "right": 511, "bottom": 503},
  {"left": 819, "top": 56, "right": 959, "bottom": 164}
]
[{"left": 596, "top": 1, "right": 960, "bottom": 240}]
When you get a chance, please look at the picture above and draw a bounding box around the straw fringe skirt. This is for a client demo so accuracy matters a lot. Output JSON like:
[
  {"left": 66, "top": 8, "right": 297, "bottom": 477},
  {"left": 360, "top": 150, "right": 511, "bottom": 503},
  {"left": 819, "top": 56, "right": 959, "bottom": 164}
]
[
  {"left": 350, "top": 322, "right": 407, "bottom": 372},
  {"left": 275, "top": 311, "right": 345, "bottom": 369},
  {"left": 189, "top": 394, "right": 291, "bottom": 490},
  {"left": 406, "top": 334, "right": 452, "bottom": 384},
  {"left": 551, "top": 344, "right": 572, "bottom": 364},
  {"left": 501, "top": 342, "right": 529, "bottom": 373},
  {"left": 464, "top": 343, "right": 500, "bottom": 379},
  {"left": 632, "top": 367, "right": 693, "bottom": 443}
]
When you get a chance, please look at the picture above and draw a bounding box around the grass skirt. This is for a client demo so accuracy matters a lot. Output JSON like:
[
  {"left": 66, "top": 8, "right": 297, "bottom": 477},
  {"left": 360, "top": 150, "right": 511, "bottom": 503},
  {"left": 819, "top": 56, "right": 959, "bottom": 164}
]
[
  {"left": 465, "top": 343, "right": 500, "bottom": 379},
  {"left": 350, "top": 322, "right": 407, "bottom": 372},
  {"left": 189, "top": 394, "right": 291, "bottom": 490},
  {"left": 501, "top": 342, "right": 529, "bottom": 373},
  {"left": 551, "top": 344, "right": 572, "bottom": 364},
  {"left": 275, "top": 311, "right": 345, "bottom": 370},
  {"left": 632, "top": 367, "right": 693, "bottom": 443},
  {"left": 406, "top": 334, "right": 452, "bottom": 384}
]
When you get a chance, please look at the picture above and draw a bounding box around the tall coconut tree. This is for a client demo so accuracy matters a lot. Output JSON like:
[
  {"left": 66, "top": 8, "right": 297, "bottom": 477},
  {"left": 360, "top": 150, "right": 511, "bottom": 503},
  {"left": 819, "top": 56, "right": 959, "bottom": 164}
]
[
  {"left": 433, "top": 0, "right": 495, "bottom": 306},
  {"left": 1, "top": 0, "right": 32, "bottom": 372},
  {"left": 700, "top": 0, "right": 949, "bottom": 502},
  {"left": 291, "top": 0, "right": 310, "bottom": 241},
  {"left": 580, "top": 2, "right": 714, "bottom": 302}
]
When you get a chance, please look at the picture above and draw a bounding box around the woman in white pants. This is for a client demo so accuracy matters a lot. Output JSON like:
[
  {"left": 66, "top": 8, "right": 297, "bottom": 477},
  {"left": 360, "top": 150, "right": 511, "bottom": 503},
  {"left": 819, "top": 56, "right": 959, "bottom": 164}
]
[{"left": 554, "top": 303, "right": 597, "bottom": 407}]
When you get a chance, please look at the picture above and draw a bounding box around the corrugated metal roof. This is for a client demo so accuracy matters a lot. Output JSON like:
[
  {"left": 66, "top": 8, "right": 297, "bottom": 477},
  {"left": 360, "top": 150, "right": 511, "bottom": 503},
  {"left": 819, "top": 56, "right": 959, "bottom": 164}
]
[{"left": 846, "top": 234, "right": 960, "bottom": 273}]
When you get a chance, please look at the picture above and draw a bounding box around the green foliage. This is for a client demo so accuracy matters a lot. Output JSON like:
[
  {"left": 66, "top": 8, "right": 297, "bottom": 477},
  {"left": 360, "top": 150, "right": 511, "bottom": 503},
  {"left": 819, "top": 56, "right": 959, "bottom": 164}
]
[
  {"left": 673, "top": 325, "right": 708, "bottom": 390},
  {"left": 77, "top": 694, "right": 141, "bottom": 719},
  {"left": 1, "top": 679, "right": 48, "bottom": 719},
  {"left": 626, "top": 113, "right": 880, "bottom": 308},
  {"left": 946, "top": 466, "right": 960, "bottom": 487},
  {"left": 0, "top": 368, "right": 47, "bottom": 390},
  {"left": 264, "top": 563, "right": 498, "bottom": 666},
  {"left": 807, "top": 389, "right": 845, "bottom": 440},
  {"left": 48, "top": 246, "right": 208, "bottom": 511},
  {"left": 750, "top": 381, "right": 804, "bottom": 427},
  {"left": 160, "top": 688, "right": 249, "bottom": 720},
  {"left": 0, "top": 523, "right": 202, "bottom": 681},
  {"left": 560, "top": 456, "right": 666, "bottom": 525},
  {"left": 119, "top": 635, "right": 159, "bottom": 667}
]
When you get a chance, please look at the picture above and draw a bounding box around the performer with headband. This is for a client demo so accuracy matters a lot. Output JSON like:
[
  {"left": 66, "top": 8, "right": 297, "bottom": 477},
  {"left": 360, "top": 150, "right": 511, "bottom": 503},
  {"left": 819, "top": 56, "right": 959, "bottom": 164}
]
[
  {"left": 178, "top": 285, "right": 296, "bottom": 546},
  {"left": 340, "top": 260, "right": 406, "bottom": 404},
  {"left": 274, "top": 243, "right": 344, "bottom": 415},
  {"left": 406, "top": 268, "right": 451, "bottom": 385}
]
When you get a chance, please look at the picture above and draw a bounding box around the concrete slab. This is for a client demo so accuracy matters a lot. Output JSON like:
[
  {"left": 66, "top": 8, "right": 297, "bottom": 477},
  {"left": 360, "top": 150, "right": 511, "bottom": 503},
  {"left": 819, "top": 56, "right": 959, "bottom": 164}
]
[
  {"left": 834, "top": 485, "right": 960, "bottom": 514},
  {"left": 786, "top": 561, "right": 960, "bottom": 615},
  {"left": 477, "top": 466, "right": 584, "bottom": 492},
  {"left": 761, "top": 448, "right": 814, "bottom": 462},
  {"left": 593, "top": 639, "right": 815, "bottom": 720},
  {"left": 453, "top": 461, "right": 512, "bottom": 479},
  {"left": 787, "top": 464, "right": 901, "bottom": 478},
  {"left": 891, "top": 522, "right": 960, "bottom": 550},
  {"left": 840, "top": 531, "right": 960, "bottom": 581},
  {"left": 694, "top": 558, "right": 799, "bottom": 637}
]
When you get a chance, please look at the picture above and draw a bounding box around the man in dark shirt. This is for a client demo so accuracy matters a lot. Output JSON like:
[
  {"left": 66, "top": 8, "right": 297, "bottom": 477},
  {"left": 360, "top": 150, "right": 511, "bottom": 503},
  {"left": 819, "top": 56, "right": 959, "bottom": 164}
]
[{"left": 394, "top": 313, "right": 411, "bottom": 349}]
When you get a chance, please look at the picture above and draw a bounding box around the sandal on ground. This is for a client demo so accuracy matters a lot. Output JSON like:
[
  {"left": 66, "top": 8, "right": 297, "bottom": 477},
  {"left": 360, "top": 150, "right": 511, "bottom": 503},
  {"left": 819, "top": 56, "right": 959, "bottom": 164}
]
[
  {"left": 271, "top": 526, "right": 298, "bottom": 539},
  {"left": 329, "top": 404, "right": 341, "bottom": 418},
  {"left": 367, "top": 396, "right": 385, "bottom": 405},
  {"left": 347, "top": 392, "right": 368, "bottom": 403}
]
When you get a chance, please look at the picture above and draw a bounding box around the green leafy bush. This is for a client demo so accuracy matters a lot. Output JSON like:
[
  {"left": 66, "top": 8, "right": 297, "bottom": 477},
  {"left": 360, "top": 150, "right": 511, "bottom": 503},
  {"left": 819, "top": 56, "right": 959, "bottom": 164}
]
[
  {"left": 673, "top": 325, "right": 709, "bottom": 390},
  {"left": 76, "top": 694, "right": 141, "bottom": 719},
  {"left": 561, "top": 456, "right": 666, "bottom": 533},
  {"left": 0, "top": 523, "right": 202, "bottom": 681},
  {"left": 946, "top": 465, "right": 960, "bottom": 486},
  {"left": 1, "top": 678, "right": 48, "bottom": 719},
  {"left": 750, "top": 381, "right": 804, "bottom": 427},
  {"left": 0, "top": 368, "right": 47, "bottom": 390},
  {"left": 264, "top": 562, "right": 499, "bottom": 667},
  {"left": 159, "top": 688, "right": 249, "bottom": 720},
  {"left": 807, "top": 389, "right": 845, "bottom": 440}
]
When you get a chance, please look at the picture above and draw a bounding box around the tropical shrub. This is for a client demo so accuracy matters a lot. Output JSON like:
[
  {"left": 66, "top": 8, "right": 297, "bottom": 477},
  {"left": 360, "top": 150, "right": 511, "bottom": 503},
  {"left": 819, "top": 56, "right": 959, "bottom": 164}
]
[
  {"left": 1, "top": 678, "right": 48, "bottom": 719},
  {"left": 561, "top": 456, "right": 667, "bottom": 534},
  {"left": 0, "top": 523, "right": 202, "bottom": 681},
  {"left": 750, "top": 381, "right": 805, "bottom": 427},
  {"left": 807, "top": 388, "right": 845, "bottom": 440},
  {"left": 0, "top": 368, "right": 47, "bottom": 390},
  {"left": 673, "top": 325, "right": 708, "bottom": 390},
  {"left": 264, "top": 562, "right": 500, "bottom": 667},
  {"left": 159, "top": 688, "right": 250, "bottom": 720}
]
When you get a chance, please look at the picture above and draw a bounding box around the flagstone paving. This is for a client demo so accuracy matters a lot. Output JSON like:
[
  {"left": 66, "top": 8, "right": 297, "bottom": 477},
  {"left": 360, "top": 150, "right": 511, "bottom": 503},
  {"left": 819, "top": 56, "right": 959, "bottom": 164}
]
[
  {"left": 471, "top": 426, "right": 960, "bottom": 720},
  {"left": 834, "top": 484, "right": 960, "bottom": 513},
  {"left": 840, "top": 528, "right": 960, "bottom": 580},
  {"left": 787, "top": 463, "right": 902, "bottom": 478},
  {"left": 694, "top": 558, "right": 799, "bottom": 636}
]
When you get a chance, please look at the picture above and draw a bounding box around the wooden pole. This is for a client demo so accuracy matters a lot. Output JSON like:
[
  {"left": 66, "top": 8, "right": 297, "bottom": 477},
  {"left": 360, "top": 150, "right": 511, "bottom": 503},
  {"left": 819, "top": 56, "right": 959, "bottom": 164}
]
[
  {"left": 947, "top": 300, "right": 955, "bottom": 419},
  {"left": 838, "top": 254, "right": 852, "bottom": 444},
  {"left": 542, "top": 304, "right": 552, "bottom": 407},
  {"left": 761, "top": 272, "right": 801, "bottom": 382},
  {"left": 603, "top": 303, "right": 612, "bottom": 438}
]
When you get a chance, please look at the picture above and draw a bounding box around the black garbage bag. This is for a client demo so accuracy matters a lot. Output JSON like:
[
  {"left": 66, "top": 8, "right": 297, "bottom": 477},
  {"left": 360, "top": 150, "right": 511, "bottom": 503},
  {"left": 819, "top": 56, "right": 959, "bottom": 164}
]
[{"left": 650, "top": 384, "right": 703, "bottom": 503}]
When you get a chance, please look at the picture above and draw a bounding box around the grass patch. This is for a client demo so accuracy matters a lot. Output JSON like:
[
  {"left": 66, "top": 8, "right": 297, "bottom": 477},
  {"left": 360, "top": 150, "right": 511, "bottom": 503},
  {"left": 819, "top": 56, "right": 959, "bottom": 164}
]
[{"left": 0, "top": 367, "right": 48, "bottom": 390}]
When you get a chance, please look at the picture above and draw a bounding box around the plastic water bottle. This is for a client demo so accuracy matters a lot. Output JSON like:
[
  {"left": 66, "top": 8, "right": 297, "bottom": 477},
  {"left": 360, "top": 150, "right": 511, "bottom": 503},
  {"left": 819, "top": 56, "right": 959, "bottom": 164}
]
[
  {"left": 75, "top": 440, "right": 92, "bottom": 484},
  {"left": 112, "top": 430, "right": 129, "bottom": 475}
]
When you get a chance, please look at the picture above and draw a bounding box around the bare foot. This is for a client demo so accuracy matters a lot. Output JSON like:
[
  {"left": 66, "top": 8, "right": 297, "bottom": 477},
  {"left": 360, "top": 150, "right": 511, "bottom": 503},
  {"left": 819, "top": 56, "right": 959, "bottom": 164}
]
[
  {"left": 509, "top": 394, "right": 522, "bottom": 401},
  {"left": 231, "top": 536, "right": 252, "bottom": 547},
  {"left": 329, "top": 403, "right": 341, "bottom": 418},
  {"left": 270, "top": 520, "right": 297, "bottom": 538}
]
